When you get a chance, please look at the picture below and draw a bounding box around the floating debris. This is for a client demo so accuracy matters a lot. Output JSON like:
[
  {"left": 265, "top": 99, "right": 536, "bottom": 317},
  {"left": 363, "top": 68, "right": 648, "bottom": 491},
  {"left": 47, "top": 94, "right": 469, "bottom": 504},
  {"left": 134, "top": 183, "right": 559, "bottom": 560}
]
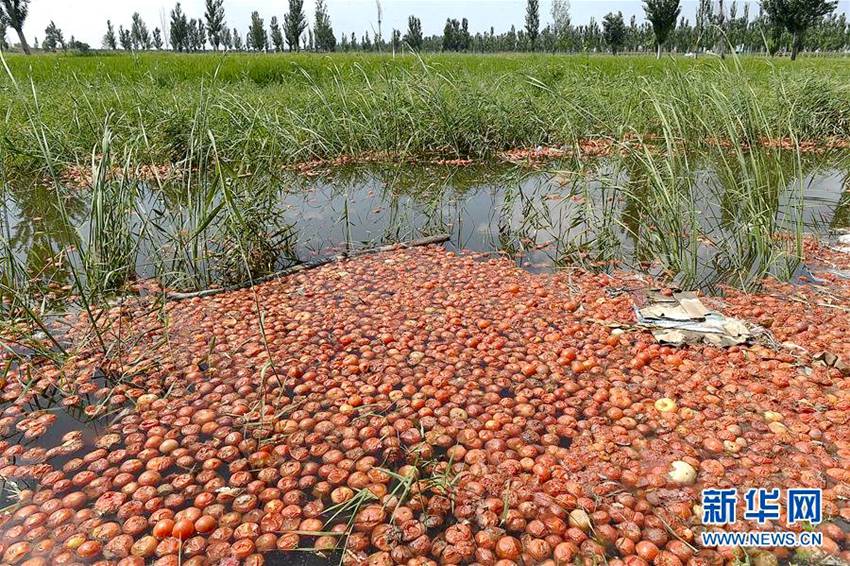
[{"left": 634, "top": 290, "right": 756, "bottom": 347}]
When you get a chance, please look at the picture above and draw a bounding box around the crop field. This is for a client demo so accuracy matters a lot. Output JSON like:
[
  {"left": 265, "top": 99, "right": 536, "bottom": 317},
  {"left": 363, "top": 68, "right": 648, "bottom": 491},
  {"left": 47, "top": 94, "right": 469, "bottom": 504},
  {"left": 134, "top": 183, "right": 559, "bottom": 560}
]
[
  {"left": 1, "top": 52, "right": 849, "bottom": 168},
  {"left": 1, "top": 51, "right": 850, "bottom": 566}
]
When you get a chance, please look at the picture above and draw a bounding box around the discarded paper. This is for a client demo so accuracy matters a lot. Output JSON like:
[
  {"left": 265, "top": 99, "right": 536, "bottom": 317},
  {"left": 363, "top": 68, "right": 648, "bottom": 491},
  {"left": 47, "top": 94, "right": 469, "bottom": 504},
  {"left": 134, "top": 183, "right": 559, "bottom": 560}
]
[
  {"left": 635, "top": 291, "right": 754, "bottom": 347},
  {"left": 814, "top": 351, "right": 850, "bottom": 375},
  {"left": 832, "top": 233, "right": 850, "bottom": 254}
]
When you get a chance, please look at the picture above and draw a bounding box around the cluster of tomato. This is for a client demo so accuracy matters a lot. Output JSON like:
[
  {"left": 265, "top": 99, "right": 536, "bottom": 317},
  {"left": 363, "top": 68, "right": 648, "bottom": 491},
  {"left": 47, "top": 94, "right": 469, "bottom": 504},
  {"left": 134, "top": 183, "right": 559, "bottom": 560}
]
[{"left": 0, "top": 244, "right": 848, "bottom": 565}]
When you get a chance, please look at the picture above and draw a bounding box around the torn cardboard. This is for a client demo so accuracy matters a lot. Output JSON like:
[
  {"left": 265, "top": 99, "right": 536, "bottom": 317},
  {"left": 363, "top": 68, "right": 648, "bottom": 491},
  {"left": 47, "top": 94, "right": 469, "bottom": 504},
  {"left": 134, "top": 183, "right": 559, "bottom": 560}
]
[
  {"left": 814, "top": 351, "right": 850, "bottom": 375},
  {"left": 635, "top": 291, "right": 754, "bottom": 347}
]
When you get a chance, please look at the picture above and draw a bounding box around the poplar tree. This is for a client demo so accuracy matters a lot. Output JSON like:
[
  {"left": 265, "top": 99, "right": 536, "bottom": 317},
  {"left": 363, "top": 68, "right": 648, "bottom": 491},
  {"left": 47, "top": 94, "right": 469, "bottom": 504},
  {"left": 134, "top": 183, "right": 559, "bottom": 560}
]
[
  {"left": 602, "top": 11, "right": 626, "bottom": 53},
  {"left": 270, "top": 16, "right": 284, "bottom": 51},
  {"left": 761, "top": 0, "right": 837, "bottom": 59},
  {"left": 643, "top": 0, "right": 681, "bottom": 57},
  {"left": 247, "top": 11, "right": 266, "bottom": 51},
  {"left": 103, "top": 20, "right": 117, "bottom": 50},
  {"left": 197, "top": 18, "right": 206, "bottom": 49},
  {"left": 314, "top": 0, "right": 336, "bottom": 51},
  {"left": 170, "top": 3, "right": 189, "bottom": 51},
  {"left": 284, "top": 0, "right": 307, "bottom": 51},
  {"left": 404, "top": 15, "right": 422, "bottom": 49},
  {"left": 551, "top": 0, "right": 571, "bottom": 48},
  {"left": 0, "top": 0, "right": 31, "bottom": 54},
  {"left": 119, "top": 26, "right": 132, "bottom": 51},
  {"left": 205, "top": 0, "right": 226, "bottom": 50},
  {"left": 131, "top": 12, "right": 151, "bottom": 50},
  {"left": 43, "top": 20, "right": 64, "bottom": 51},
  {"left": 526, "top": 0, "right": 540, "bottom": 50}
]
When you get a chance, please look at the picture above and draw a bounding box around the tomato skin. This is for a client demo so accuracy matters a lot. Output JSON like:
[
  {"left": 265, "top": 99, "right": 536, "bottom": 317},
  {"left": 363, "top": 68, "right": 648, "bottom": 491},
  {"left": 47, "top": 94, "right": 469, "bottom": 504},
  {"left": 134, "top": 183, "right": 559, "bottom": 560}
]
[
  {"left": 194, "top": 515, "right": 217, "bottom": 534},
  {"left": 172, "top": 518, "right": 196, "bottom": 540},
  {"left": 76, "top": 540, "right": 103, "bottom": 558},
  {"left": 152, "top": 519, "right": 174, "bottom": 539}
]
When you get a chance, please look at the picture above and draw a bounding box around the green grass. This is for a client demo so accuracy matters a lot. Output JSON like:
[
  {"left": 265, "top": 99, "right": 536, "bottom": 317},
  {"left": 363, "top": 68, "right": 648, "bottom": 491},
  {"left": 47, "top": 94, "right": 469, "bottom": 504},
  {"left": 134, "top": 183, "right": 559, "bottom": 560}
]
[{"left": 1, "top": 52, "right": 848, "bottom": 171}]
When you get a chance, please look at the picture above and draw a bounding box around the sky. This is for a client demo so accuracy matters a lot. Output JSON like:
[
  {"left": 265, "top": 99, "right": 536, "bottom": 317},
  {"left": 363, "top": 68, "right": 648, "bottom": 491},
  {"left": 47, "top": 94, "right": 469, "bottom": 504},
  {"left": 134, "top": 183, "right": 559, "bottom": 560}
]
[{"left": 17, "top": 0, "right": 850, "bottom": 47}]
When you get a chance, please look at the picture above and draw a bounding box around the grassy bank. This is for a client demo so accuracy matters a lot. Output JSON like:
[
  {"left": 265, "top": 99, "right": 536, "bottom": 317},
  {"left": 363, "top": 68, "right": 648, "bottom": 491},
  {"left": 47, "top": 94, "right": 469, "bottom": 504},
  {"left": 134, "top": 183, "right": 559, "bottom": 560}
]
[
  {"left": 1, "top": 52, "right": 849, "bottom": 171},
  {"left": 1, "top": 51, "right": 849, "bottom": 331}
]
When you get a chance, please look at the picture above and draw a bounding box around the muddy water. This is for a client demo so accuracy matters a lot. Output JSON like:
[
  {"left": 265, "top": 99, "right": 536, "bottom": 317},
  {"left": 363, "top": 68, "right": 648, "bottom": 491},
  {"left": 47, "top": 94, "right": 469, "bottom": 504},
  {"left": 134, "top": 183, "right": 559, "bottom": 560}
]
[
  {"left": 0, "top": 370, "right": 124, "bottom": 508},
  {"left": 283, "top": 164, "right": 849, "bottom": 262},
  {"left": 4, "top": 158, "right": 849, "bottom": 298}
]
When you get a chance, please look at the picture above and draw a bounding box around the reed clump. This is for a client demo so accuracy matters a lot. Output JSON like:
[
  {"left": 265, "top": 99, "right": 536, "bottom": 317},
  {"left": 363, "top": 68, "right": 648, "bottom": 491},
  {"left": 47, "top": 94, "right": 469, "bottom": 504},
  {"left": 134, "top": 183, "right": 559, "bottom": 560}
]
[{"left": 0, "top": 52, "right": 848, "bottom": 172}]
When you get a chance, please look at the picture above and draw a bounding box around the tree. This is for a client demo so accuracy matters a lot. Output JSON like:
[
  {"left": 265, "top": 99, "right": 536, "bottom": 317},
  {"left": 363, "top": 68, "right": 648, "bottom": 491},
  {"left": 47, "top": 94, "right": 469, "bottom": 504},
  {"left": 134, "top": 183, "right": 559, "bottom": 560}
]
[
  {"left": 185, "top": 18, "right": 194, "bottom": 49},
  {"left": 185, "top": 18, "right": 205, "bottom": 50},
  {"left": 602, "top": 11, "right": 627, "bottom": 53},
  {"left": 270, "top": 16, "right": 284, "bottom": 51},
  {"left": 713, "top": 0, "right": 728, "bottom": 57},
  {"left": 43, "top": 20, "right": 64, "bottom": 51},
  {"left": 232, "top": 28, "right": 243, "bottom": 50},
  {"left": 119, "top": 26, "right": 132, "bottom": 51},
  {"left": 247, "top": 11, "right": 266, "bottom": 51},
  {"left": 221, "top": 26, "right": 232, "bottom": 50},
  {"left": 314, "top": 0, "right": 336, "bottom": 51},
  {"left": 761, "top": 0, "right": 837, "bottom": 59},
  {"left": 552, "top": 0, "right": 571, "bottom": 49},
  {"left": 375, "top": 0, "right": 383, "bottom": 51},
  {"left": 284, "top": 0, "right": 308, "bottom": 51},
  {"left": 441, "top": 19, "right": 471, "bottom": 51},
  {"left": 103, "top": 20, "right": 117, "bottom": 50},
  {"left": 186, "top": 18, "right": 198, "bottom": 50},
  {"left": 170, "top": 3, "right": 189, "bottom": 51},
  {"left": 391, "top": 28, "right": 401, "bottom": 52},
  {"left": 153, "top": 28, "right": 163, "bottom": 49},
  {"left": 68, "top": 36, "right": 89, "bottom": 52},
  {"left": 643, "top": 0, "right": 681, "bottom": 57},
  {"left": 131, "top": 13, "right": 151, "bottom": 50},
  {"left": 0, "top": 0, "right": 31, "bottom": 54},
  {"left": 552, "top": 0, "right": 571, "bottom": 33},
  {"left": 443, "top": 19, "right": 459, "bottom": 50},
  {"left": 205, "top": 0, "right": 226, "bottom": 50},
  {"left": 507, "top": 24, "right": 518, "bottom": 50},
  {"left": 441, "top": 18, "right": 470, "bottom": 51},
  {"left": 0, "top": 18, "right": 7, "bottom": 50},
  {"left": 695, "top": 0, "right": 714, "bottom": 52},
  {"left": 404, "top": 15, "right": 423, "bottom": 50},
  {"left": 197, "top": 18, "right": 206, "bottom": 49},
  {"left": 526, "top": 0, "right": 540, "bottom": 50}
]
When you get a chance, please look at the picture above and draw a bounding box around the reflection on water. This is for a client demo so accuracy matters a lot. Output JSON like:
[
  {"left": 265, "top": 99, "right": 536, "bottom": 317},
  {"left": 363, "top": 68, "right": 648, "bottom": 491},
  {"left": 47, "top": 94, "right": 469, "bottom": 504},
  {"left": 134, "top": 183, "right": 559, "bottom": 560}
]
[
  {"left": 2, "top": 154, "right": 849, "bottom": 304},
  {"left": 0, "top": 379, "right": 118, "bottom": 508}
]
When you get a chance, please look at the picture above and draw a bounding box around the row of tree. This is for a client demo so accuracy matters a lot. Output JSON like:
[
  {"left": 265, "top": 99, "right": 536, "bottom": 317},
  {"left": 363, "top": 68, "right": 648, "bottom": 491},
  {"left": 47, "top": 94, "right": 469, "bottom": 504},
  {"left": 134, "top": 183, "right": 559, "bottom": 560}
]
[{"left": 1, "top": 0, "right": 845, "bottom": 60}]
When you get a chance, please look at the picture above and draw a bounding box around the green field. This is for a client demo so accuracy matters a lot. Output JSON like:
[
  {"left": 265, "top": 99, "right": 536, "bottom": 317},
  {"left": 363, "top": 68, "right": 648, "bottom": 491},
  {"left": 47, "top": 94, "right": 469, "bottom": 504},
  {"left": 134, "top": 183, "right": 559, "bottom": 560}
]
[{"left": 1, "top": 52, "right": 848, "bottom": 170}]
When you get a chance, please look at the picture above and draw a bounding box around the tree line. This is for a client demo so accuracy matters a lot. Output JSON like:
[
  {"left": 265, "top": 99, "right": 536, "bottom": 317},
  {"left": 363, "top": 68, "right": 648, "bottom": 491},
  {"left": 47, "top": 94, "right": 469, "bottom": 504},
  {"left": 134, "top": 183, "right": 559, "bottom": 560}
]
[{"left": 1, "top": 0, "right": 845, "bottom": 60}]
